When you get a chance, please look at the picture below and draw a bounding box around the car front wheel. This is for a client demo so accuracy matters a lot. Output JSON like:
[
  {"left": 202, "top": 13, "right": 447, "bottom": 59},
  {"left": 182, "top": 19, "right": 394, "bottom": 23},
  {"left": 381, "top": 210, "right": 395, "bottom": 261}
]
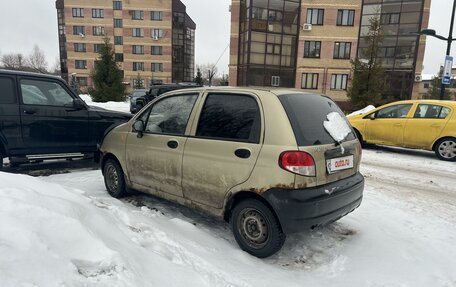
[
  {"left": 435, "top": 137, "right": 456, "bottom": 161},
  {"left": 231, "top": 198, "right": 285, "bottom": 258},
  {"left": 103, "top": 158, "right": 127, "bottom": 198}
]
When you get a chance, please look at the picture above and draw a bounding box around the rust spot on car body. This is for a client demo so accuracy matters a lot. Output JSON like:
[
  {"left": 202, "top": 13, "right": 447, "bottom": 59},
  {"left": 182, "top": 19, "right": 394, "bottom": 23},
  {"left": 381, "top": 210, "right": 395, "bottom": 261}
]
[{"left": 247, "top": 183, "right": 295, "bottom": 194}]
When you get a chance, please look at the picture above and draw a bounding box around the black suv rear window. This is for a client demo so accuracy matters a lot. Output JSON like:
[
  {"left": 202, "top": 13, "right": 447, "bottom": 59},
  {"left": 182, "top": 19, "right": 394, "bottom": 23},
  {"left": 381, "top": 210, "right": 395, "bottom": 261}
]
[{"left": 279, "top": 93, "right": 355, "bottom": 146}]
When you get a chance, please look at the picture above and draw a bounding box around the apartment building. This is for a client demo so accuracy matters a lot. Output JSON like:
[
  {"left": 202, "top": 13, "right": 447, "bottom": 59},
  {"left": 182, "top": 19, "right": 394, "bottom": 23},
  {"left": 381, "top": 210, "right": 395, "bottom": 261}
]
[
  {"left": 229, "top": 0, "right": 430, "bottom": 108},
  {"left": 56, "top": 0, "right": 195, "bottom": 89}
]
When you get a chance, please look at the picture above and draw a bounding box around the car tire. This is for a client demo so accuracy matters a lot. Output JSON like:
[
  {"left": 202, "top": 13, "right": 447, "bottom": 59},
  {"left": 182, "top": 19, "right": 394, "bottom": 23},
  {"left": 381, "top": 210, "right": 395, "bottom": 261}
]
[
  {"left": 103, "top": 158, "right": 127, "bottom": 198},
  {"left": 434, "top": 137, "right": 456, "bottom": 161},
  {"left": 231, "top": 198, "right": 285, "bottom": 258}
]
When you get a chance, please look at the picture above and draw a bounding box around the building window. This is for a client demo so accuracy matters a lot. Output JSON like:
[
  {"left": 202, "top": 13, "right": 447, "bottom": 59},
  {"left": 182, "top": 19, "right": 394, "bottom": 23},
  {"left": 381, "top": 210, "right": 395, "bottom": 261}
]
[
  {"left": 271, "top": 76, "right": 280, "bottom": 87},
  {"left": 301, "top": 73, "right": 319, "bottom": 89},
  {"left": 151, "top": 46, "right": 163, "bottom": 55},
  {"left": 423, "top": 83, "right": 429, "bottom": 89},
  {"left": 333, "top": 42, "right": 351, "bottom": 59},
  {"left": 151, "top": 11, "right": 163, "bottom": 21},
  {"left": 73, "top": 26, "right": 85, "bottom": 36},
  {"left": 133, "top": 45, "right": 144, "bottom": 54},
  {"left": 94, "top": 44, "right": 103, "bottom": 53},
  {"left": 304, "top": 41, "right": 321, "bottom": 58},
  {"left": 133, "top": 62, "right": 144, "bottom": 71},
  {"left": 381, "top": 13, "right": 400, "bottom": 25},
  {"left": 266, "top": 43, "right": 280, "bottom": 55},
  {"left": 92, "top": 9, "right": 104, "bottom": 18},
  {"left": 114, "top": 19, "right": 123, "bottom": 28},
  {"left": 151, "top": 63, "right": 163, "bottom": 72},
  {"left": 72, "top": 8, "right": 84, "bottom": 18},
  {"left": 133, "top": 79, "right": 145, "bottom": 88},
  {"left": 337, "top": 10, "right": 355, "bottom": 26},
  {"left": 131, "top": 10, "right": 144, "bottom": 20},
  {"left": 74, "top": 43, "right": 86, "bottom": 52},
  {"left": 331, "top": 74, "right": 348, "bottom": 90},
  {"left": 114, "top": 36, "right": 123, "bottom": 45},
  {"left": 133, "top": 28, "right": 144, "bottom": 37},
  {"left": 307, "top": 9, "right": 324, "bottom": 25},
  {"left": 151, "top": 29, "right": 163, "bottom": 39},
  {"left": 77, "top": 77, "right": 88, "bottom": 86},
  {"left": 113, "top": 1, "right": 122, "bottom": 10},
  {"left": 115, "top": 53, "right": 124, "bottom": 62},
  {"left": 75, "top": 60, "right": 87, "bottom": 69},
  {"left": 93, "top": 26, "right": 105, "bottom": 36}
]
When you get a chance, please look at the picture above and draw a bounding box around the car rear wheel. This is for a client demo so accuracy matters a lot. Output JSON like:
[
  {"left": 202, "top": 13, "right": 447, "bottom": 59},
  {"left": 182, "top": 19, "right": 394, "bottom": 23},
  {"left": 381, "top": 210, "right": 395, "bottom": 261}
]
[
  {"left": 231, "top": 199, "right": 285, "bottom": 258},
  {"left": 103, "top": 159, "right": 127, "bottom": 198},
  {"left": 435, "top": 137, "right": 456, "bottom": 161}
]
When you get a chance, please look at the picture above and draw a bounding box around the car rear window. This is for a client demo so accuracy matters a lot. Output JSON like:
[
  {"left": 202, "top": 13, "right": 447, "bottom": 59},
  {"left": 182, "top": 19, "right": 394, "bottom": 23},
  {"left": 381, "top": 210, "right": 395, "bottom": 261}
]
[{"left": 279, "top": 93, "right": 355, "bottom": 146}]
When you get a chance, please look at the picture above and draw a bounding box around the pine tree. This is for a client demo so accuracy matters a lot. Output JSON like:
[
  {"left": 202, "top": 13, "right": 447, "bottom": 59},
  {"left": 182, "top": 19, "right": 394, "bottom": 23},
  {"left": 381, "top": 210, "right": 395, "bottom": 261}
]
[
  {"left": 347, "top": 15, "right": 387, "bottom": 110},
  {"left": 89, "top": 38, "right": 126, "bottom": 102},
  {"left": 194, "top": 68, "right": 203, "bottom": 86}
]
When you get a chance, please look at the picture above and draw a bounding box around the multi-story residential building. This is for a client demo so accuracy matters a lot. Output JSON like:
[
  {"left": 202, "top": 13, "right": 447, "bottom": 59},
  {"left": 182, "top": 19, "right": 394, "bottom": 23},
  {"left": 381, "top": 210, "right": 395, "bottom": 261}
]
[
  {"left": 229, "top": 0, "right": 431, "bottom": 109},
  {"left": 56, "top": 0, "right": 195, "bottom": 90}
]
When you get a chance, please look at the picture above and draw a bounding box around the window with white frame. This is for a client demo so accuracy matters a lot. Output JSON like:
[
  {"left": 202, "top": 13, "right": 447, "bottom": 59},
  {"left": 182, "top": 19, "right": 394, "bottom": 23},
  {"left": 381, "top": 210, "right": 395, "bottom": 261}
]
[
  {"left": 72, "top": 8, "right": 84, "bottom": 17},
  {"left": 271, "top": 76, "right": 280, "bottom": 87},
  {"left": 133, "top": 62, "right": 144, "bottom": 71},
  {"left": 151, "top": 11, "right": 163, "bottom": 21},
  {"left": 151, "top": 29, "right": 164, "bottom": 39},
  {"left": 92, "top": 26, "right": 105, "bottom": 36},
  {"left": 92, "top": 9, "right": 104, "bottom": 18}
]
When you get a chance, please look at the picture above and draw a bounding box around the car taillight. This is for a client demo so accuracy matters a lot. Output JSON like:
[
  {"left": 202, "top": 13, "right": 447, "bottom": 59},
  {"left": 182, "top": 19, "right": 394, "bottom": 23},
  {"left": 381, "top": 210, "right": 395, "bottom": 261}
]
[
  {"left": 358, "top": 142, "right": 363, "bottom": 162},
  {"left": 279, "top": 151, "right": 316, "bottom": 177}
]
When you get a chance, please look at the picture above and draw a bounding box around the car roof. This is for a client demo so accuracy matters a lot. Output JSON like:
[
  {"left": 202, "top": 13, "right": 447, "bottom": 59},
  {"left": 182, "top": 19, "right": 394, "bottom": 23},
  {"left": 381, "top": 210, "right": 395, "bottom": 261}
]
[
  {"left": 160, "top": 86, "right": 322, "bottom": 97},
  {"left": 380, "top": 99, "right": 456, "bottom": 107},
  {"left": 0, "top": 69, "right": 63, "bottom": 81}
]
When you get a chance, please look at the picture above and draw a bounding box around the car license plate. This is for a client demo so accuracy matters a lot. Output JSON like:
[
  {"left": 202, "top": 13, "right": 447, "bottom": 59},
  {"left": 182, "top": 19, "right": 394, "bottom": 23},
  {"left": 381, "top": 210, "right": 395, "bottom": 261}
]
[{"left": 326, "top": 155, "right": 354, "bottom": 174}]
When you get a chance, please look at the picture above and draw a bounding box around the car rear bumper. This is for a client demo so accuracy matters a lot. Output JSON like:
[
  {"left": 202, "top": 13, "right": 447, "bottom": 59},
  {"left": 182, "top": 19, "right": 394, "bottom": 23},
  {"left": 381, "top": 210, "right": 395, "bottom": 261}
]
[{"left": 262, "top": 172, "right": 364, "bottom": 233}]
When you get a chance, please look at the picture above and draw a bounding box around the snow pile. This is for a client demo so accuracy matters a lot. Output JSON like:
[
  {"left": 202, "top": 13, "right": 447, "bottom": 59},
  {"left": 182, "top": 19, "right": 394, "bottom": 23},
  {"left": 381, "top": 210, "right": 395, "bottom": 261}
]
[
  {"left": 79, "top": 94, "right": 130, "bottom": 114},
  {"left": 347, "top": 105, "right": 376, "bottom": 117}
]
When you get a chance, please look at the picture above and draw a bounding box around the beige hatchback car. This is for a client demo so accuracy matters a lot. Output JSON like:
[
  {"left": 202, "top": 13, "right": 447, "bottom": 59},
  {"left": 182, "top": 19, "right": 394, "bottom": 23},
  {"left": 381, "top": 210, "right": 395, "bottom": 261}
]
[{"left": 100, "top": 87, "right": 364, "bottom": 257}]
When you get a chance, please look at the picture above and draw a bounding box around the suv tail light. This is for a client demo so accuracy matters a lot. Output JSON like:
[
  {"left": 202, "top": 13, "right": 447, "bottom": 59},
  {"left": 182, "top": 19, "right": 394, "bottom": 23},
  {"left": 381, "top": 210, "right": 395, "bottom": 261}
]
[
  {"left": 279, "top": 151, "right": 316, "bottom": 177},
  {"left": 358, "top": 142, "right": 363, "bottom": 162}
]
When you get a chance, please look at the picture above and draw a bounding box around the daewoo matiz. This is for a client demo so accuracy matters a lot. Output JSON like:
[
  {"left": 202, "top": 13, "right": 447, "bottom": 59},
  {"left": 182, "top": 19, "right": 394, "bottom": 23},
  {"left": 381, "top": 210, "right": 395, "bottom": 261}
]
[
  {"left": 348, "top": 100, "right": 456, "bottom": 161},
  {"left": 100, "top": 87, "right": 364, "bottom": 257}
]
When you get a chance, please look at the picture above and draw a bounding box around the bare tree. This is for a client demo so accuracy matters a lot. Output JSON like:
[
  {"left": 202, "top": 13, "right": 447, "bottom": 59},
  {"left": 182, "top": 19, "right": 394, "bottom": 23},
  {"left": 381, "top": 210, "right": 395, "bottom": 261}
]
[
  {"left": 198, "top": 64, "right": 218, "bottom": 86},
  {"left": 27, "top": 45, "right": 48, "bottom": 73},
  {"left": 1, "top": 53, "right": 26, "bottom": 70}
]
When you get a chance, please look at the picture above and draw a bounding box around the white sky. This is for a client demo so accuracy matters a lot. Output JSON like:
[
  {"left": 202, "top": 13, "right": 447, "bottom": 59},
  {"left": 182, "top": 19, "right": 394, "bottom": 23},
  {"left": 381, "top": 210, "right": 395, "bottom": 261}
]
[{"left": 0, "top": 0, "right": 453, "bottom": 76}]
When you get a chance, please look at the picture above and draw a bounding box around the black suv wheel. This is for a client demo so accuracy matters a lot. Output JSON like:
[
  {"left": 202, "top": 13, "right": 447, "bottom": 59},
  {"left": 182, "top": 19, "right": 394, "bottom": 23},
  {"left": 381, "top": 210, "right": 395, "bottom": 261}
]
[{"left": 231, "top": 199, "right": 285, "bottom": 258}]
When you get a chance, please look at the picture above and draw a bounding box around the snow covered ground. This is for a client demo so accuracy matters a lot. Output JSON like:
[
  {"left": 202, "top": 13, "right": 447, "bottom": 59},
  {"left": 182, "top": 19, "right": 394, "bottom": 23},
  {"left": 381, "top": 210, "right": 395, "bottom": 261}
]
[{"left": 1, "top": 100, "right": 455, "bottom": 287}]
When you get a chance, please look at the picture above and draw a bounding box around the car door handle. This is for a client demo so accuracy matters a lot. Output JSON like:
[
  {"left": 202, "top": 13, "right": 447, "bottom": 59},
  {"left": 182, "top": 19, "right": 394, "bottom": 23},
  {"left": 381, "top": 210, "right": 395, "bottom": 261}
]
[
  {"left": 23, "top": 107, "right": 37, "bottom": 114},
  {"left": 431, "top": 124, "right": 441, "bottom": 128},
  {"left": 234, "top": 148, "right": 251, "bottom": 159},
  {"left": 167, "top": 140, "right": 178, "bottom": 149}
]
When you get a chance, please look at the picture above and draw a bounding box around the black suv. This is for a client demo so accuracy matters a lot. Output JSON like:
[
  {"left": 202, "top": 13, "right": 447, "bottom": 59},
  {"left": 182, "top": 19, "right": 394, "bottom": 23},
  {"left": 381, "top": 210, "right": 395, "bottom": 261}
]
[
  {"left": 0, "top": 70, "right": 131, "bottom": 168},
  {"left": 133, "top": 83, "right": 201, "bottom": 113}
]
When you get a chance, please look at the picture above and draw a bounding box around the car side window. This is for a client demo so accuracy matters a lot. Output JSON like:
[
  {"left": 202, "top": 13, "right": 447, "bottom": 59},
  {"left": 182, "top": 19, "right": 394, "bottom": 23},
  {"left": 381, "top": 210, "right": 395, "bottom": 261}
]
[
  {"left": 143, "top": 94, "right": 198, "bottom": 135},
  {"left": 413, "top": 104, "right": 445, "bottom": 119},
  {"left": 20, "top": 79, "right": 74, "bottom": 107},
  {"left": 196, "top": 93, "right": 261, "bottom": 143},
  {"left": 376, "top": 104, "right": 412, "bottom": 119},
  {"left": 0, "top": 77, "right": 16, "bottom": 104},
  {"left": 439, "top": 107, "right": 451, "bottom": 119}
]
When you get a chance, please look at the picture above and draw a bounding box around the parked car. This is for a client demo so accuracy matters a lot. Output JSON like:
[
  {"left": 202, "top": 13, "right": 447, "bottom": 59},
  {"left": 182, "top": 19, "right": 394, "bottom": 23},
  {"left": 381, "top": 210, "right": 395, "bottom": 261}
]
[
  {"left": 348, "top": 100, "right": 456, "bottom": 161},
  {"left": 100, "top": 87, "right": 364, "bottom": 257},
  {"left": 0, "top": 69, "right": 131, "bottom": 168},
  {"left": 128, "top": 89, "right": 148, "bottom": 114},
  {"left": 133, "top": 83, "right": 201, "bottom": 113}
]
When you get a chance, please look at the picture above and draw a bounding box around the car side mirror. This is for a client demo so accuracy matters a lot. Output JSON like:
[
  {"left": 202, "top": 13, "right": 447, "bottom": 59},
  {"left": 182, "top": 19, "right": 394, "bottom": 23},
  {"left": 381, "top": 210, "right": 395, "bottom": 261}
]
[
  {"left": 73, "top": 98, "right": 85, "bottom": 110},
  {"left": 133, "top": 120, "right": 145, "bottom": 138}
]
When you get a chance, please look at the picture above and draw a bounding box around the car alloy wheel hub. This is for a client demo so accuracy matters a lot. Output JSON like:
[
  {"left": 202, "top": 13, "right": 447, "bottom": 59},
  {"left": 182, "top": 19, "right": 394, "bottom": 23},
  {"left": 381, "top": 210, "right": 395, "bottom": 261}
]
[{"left": 439, "top": 140, "right": 456, "bottom": 159}]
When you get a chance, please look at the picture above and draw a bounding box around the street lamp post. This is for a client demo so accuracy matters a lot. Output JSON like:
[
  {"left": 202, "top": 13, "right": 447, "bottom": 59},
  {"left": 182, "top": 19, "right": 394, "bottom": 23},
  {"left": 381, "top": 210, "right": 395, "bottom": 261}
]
[{"left": 419, "top": 0, "right": 456, "bottom": 100}]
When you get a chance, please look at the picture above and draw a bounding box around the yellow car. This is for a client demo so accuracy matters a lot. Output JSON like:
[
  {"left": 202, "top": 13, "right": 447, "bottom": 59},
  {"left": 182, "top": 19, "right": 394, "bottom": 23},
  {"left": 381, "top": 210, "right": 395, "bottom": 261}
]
[{"left": 348, "top": 100, "right": 456, "bottom": 161}]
